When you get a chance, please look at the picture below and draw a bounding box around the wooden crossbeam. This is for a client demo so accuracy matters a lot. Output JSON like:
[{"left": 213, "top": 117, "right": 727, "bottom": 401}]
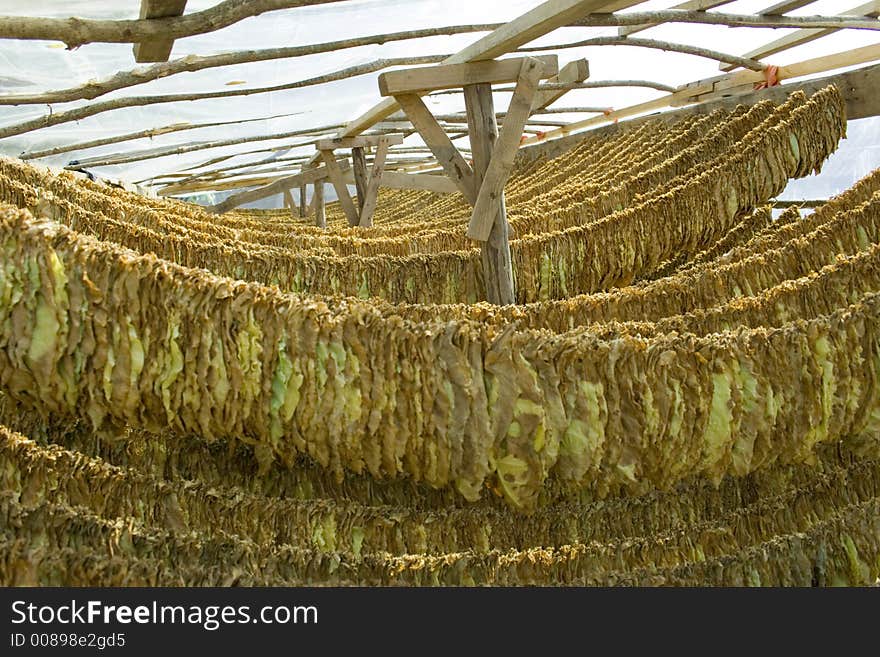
[
  {"left": 530, "top": 58, "right": 589, "bottom": 110},
  {"left": 468, "top": 58, "right": 545, "bottom": 242},
  {"left": 351, "top": 147, "right": 369, "bottom": 212},
  {"left": 344, "top": 170, "right": 457, "bottom": 194},
  {"left": 378, "top": 55, "right": 558, "bottom": 96},
  {"left": 205, "top": 160, "right": 347, "bottom": 214},
  {"left": 720, "top": 0, "right": 880, "bottom": 72},
  {"left": 133, "top": 0, "right": 188, "bottom": 63},
  {"left": 314, "top": 182, "right": 326, "bottom": 228},
  {"left": 395, "top": 94, "right": 477, "bottom": 203},
  {"left": 298, "top": 183, "right": 308, "bottom": 218},
  {"left": 314, "top": 134, "right": 405, "bottom": 150}
]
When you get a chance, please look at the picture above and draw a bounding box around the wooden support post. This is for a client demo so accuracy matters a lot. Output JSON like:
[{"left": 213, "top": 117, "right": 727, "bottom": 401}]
[
  {"left": 282, "top": 188, "right": 295, "bottom": 215},
  {"left": 468, "top": 58, "right": 545, "bottom": 242},
  {"left": 351, "top": 147, "right": 369, "bottom": 212},
  {"left": 320, "top": 149, "right": 360, "bottom": 227},
  {"left": 205, "top": 161, "right": 347, "bottom": 214},
  {"left": 358, "top": 137, "right": 391, "bottom": 228},
  {"left": 465, "top": 84, "right": 514, "bottom": 306},
  {"left": 298, "top": 183, "right": 308, "bottom": 218},
  {"left": 395, "top": 93, "right": 477, "bottom": 203},
  {"left": 133, "top": 0, "right": 188, "bottom": 63},
  {"left": 314, "top": 181, "right": 326, "bottom": 228}
]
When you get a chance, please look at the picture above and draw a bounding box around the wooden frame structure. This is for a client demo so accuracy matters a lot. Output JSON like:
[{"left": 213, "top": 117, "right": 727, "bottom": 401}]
[
  {"left": 316, "top": 134, "right": 404, "bottom": 227},
  {"left": 2, "top": 0, "right": 880, "bottom": 304}
]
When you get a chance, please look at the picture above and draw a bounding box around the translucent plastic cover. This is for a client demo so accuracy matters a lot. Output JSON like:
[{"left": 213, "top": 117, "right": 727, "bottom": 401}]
[{"left": 0, "top": 0, "right": 876, "bottom": 203}]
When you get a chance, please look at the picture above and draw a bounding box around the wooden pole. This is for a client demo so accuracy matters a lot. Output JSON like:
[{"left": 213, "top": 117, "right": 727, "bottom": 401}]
[
  {"left": 351, "top": 147, "right": 369, "bottom": 213},
  {"left": 465, "top": 83, "right": 514, "bottom": 306},
  {"left": 358, "top": 137, "right": 391, "bottom": 228},
  {"left": 319, "top": 149, "right": 360, "bottom": 226},
  {"left": 298, "top": 183, "right": 308, "bottom": 218},
  {"left": 314, "top": 182, "right": 326, "bottom": 228},
  {"left": 468, "top": 58, "right": 545, "bottom": 242}
]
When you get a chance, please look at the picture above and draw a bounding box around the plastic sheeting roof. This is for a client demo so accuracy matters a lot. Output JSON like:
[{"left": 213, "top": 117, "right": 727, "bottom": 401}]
[{"left": 0, "top": 0, "right": 878, "bottom": 202}]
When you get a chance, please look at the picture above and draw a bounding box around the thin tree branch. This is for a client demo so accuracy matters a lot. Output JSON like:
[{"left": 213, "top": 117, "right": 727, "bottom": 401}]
[
  {"left": 20, "top": 112, "right": 305, "bottom": 160},
  {"left": 68, "top": 126, "right": 411, "bottom": 170},
  {"left": 67, "top": 124, "right": 347, "bottom": 168},
  {"left": 0, "top": 24, "right": 501, "bottom": 106},
  {"left": 0, "top": 55, "right": 448, "bottom": 140},
  {"left": 0, "top": 0, "right": 350, "bottom": 48},
  {"left": 517, "top": 36, "right": 766, "bottom": 72},
  {"left": 575, "top": 10, "right": 880, "bottom": 31}
]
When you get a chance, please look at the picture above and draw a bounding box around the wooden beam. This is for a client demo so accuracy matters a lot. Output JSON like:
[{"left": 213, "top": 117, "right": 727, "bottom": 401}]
[
  {"left": 351, "top": 147, "right": 369, "bottom": 213},
  {"left": 395, "top": 93, "right": 477, "bottom": 203},
  {"left": 468, "top": 58, "right": 544, "bottom": 243},
  {"left": 314, "top": 181, "right": 326, "bottom": 228},
  {"left": 618, "top": 0, "right": 735, "bottom": 37},
  {"left": 530, "top": 58, "right": 589, "bottom": 111},
  {"left": 334, "top": 0, "right": 643, "bottom": 139},
  {"left": 205, "top": 160, "right": 347, "bottom": 213},
  {"left": 720, "top": 1, "right": 880, "bottom": 72},
  {"left": 314, "top": 134, "right": 405, "bottom": 150},
  {"left": 358, "top": 137, "right": 391, "bottom": 228},
  {"left": 378, "top": 55, "right": 558, "bottom": 96},
  {"left": 133, "top": 0, "right": 188, "bottom": 63},
  {"left": 343, "top": 170, "right": 458, "bottom": 194},
  {"left": 320, "top": 150, "right": 360, "bottom": 226},
  {"left": 161, "top": 175, "right": 283, "bottom": 195},
  {"left": 298, "top": 183, "right": 308, "bottom": 218},
  {"left": 465, "top": 83, "right": 514, "bottom": 305},
  {"left": 282, "top": 188, "right": 294, "bottom": 213},
  {"left": 455, "top": 0, "right": 638, "bottom": 62}
]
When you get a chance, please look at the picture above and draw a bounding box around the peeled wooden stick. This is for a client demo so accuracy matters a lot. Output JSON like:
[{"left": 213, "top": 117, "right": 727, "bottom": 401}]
[
  {"left": 575, "top": 9, "right": 880, "bottom": 31},
  {"left": 20, "top": 112, "right": 305, "bottom": 160},
  {"left": 0, "top": 56, "right": 447, "bottom": 141}
]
